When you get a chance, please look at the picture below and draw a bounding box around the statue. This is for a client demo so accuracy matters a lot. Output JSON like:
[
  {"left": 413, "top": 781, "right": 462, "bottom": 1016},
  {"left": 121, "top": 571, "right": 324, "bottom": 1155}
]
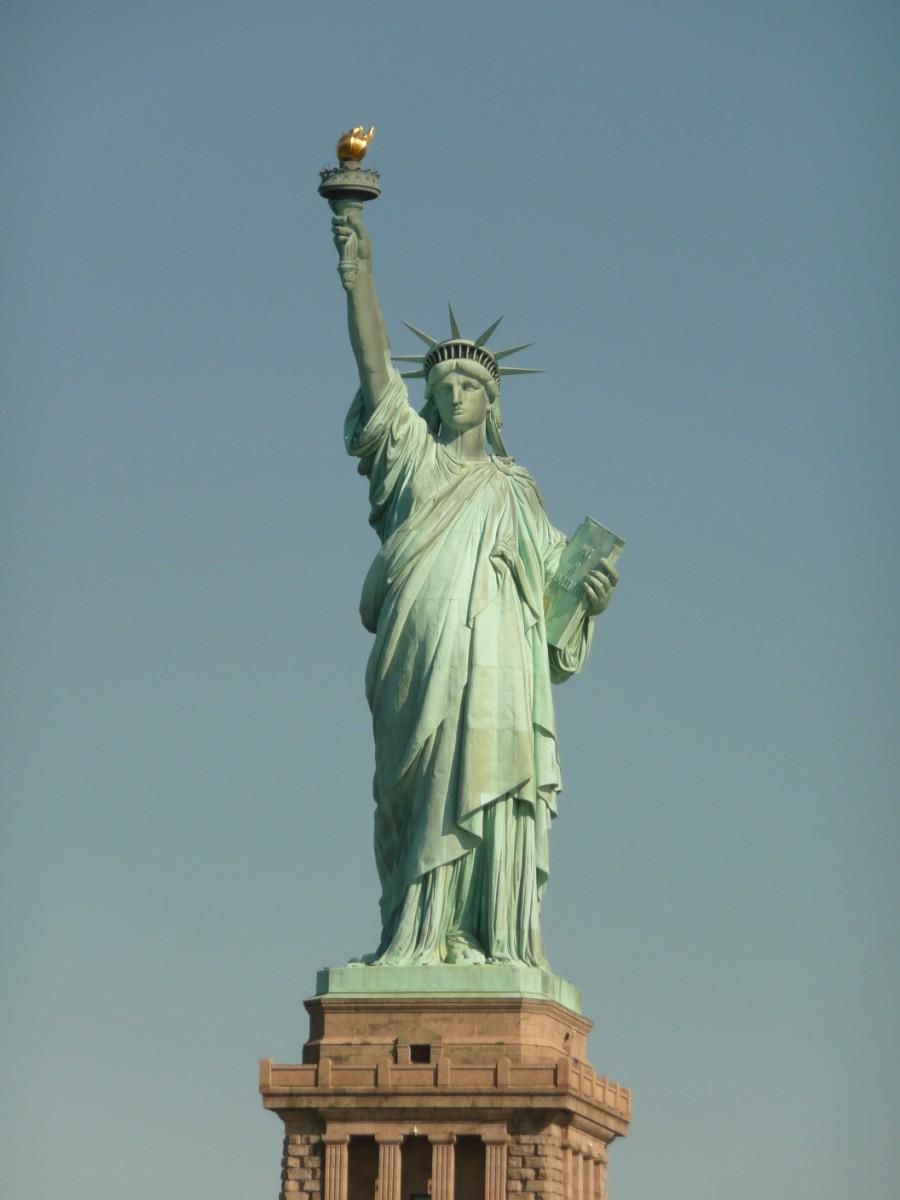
[{"left": 321, "top": 130, "right": 621, "bottom": 969}]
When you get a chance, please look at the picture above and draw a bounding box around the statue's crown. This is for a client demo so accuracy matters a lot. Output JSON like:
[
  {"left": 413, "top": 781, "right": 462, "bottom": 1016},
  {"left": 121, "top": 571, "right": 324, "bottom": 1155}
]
[{"left": 392, "top": 306, "right": 540, "bottom": 386}]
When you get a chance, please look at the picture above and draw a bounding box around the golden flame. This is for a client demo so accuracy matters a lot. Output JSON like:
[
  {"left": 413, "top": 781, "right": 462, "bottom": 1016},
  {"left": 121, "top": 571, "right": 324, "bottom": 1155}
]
[{"left": 336, "top": 125, "right": 375, "bottom": 162}]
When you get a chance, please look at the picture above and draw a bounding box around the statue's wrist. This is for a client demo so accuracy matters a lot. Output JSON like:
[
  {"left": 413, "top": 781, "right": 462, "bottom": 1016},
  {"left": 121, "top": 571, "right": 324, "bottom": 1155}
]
[{"left": 343, "top": 260, "right": 371, "bottom": 286}]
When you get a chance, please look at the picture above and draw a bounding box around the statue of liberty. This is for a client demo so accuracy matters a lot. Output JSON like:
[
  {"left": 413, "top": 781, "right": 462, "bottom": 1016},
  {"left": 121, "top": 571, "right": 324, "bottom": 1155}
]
[{"left": 330, "top": 171, "right": 619, "bottom": 970}]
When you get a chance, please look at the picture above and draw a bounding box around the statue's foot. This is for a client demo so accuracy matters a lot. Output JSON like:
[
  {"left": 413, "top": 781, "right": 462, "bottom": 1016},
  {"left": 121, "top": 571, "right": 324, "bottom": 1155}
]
[
  {"left": 487, "top": 952, "right": 552, "bottom": 969},
  {"left": 445, "top": 931, "right": 487, "bottom": 965},
  {"left": 446, "top": 944, "right": 487, "bottom": 964},
  {"left": 366, "top": 949, "right": 444, "bottom": 966},
  {"left": 347, "top": 952, "right": 379, "bottom": 966}
]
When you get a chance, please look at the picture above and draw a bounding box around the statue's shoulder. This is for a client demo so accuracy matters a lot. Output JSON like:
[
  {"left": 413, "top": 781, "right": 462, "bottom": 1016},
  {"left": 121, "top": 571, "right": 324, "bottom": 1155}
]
[
  {"left": 493, "top": 456, "right": 547, "bottom": 509},
  {"left": 493, "top": 454, "right": 534, "bottom": 480}
]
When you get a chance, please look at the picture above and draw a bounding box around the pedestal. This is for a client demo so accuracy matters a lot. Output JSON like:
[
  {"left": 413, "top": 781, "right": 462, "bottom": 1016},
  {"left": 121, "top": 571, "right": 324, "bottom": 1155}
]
[{"left": 260, "top": 966, "right": 631, "bottom": 1199}]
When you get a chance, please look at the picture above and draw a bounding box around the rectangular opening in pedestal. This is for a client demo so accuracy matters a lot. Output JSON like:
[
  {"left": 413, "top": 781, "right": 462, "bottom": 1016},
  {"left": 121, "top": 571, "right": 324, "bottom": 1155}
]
[
  {"left": 401, "top": 1135, "right": 430, "bottom": 1198},
  {"left": 348, "top": 1135, "right": 377, "bottom": 1200},
  {"left": 455, "top": 1135, "right": 485, "bottom": 1199},
  {"left": 409, "top": 1043, "right": 431, "bottom": 1063}
]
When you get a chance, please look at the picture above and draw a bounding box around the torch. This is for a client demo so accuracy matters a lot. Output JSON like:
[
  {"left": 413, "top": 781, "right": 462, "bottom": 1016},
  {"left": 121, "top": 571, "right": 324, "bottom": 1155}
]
[{"left": 318, "top": 125, "right": 381, "bottom": 290}]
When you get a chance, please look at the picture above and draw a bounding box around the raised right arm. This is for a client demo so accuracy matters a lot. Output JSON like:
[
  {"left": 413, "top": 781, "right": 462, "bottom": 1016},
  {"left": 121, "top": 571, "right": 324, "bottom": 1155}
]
[{"left": 332, "top": 209, "right": 392, "bottom": 414}]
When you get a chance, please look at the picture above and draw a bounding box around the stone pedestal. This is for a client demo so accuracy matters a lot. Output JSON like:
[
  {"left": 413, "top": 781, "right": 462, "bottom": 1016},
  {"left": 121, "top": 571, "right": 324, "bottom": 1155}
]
[{"left": 260, "top": 967, "right": 630, "bottom": 1199}]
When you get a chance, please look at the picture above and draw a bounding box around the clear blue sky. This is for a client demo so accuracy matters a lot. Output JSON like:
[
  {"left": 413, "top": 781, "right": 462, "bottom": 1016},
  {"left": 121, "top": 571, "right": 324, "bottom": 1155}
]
[{"left": 3, "top": 3, "right": 897, "bottom": 1198}]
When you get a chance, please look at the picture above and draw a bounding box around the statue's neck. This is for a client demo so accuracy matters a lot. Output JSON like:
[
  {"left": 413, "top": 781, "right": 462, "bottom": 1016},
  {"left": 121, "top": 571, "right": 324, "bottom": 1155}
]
[{"left": 438, "top": 423, "right": 490, "bottom": 463}]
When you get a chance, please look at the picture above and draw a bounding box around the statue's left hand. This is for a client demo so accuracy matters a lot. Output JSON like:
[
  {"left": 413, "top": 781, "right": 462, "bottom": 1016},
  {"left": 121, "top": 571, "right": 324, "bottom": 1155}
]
[{"left": 581, "top": 558, "right": 619, "bottom": 617}]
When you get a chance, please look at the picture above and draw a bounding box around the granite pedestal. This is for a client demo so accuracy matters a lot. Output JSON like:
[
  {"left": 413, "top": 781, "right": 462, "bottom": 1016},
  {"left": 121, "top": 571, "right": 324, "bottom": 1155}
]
[{"left": 260, "top": 965, "right": 630, "bottom": 1199}]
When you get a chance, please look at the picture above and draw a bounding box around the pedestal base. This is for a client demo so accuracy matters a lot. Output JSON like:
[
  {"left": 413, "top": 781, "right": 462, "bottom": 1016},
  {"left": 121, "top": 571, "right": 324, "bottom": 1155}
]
[
  {"left": 260, "top": 970, "right": 631, "bottom": 1199},
  {"left": 315, "top": 963, "right": 583, "bottom": 1013}
]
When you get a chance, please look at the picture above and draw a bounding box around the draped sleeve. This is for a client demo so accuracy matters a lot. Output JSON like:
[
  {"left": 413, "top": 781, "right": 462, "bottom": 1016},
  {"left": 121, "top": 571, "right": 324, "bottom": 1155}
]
[{"left": 344, "top": 369, "right": 433, "bottom": 543}]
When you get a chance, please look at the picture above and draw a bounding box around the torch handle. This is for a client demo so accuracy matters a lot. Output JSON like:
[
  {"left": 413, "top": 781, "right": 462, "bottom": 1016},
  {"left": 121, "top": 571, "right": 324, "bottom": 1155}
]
[{"left": 328, "top": 197, "right": 363, "bottom": 291}]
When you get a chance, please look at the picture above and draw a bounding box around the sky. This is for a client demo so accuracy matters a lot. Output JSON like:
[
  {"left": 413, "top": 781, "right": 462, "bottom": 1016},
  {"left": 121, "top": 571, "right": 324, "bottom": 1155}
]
[{"left": 2, "top": 3, "right": 898, "bottom": 1198}]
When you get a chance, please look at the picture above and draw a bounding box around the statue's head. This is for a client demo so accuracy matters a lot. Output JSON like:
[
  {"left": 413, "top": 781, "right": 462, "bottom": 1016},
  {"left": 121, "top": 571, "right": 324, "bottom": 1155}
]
[
  {"left": 423, "top": 359, "right": 503, "bottom": 451},
  {"left": 394, "top": 306, "right": 540, "bottom": 457},
  {"left": 425, "top": 358, "right": 499, "bottom": 412}
]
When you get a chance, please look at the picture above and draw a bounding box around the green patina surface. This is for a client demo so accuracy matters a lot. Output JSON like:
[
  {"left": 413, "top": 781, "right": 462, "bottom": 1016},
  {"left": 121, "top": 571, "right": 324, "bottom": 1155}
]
[
  {"left": 324, "top": 187, "right": 621, "bottom": 974},
  {"left": 315, "top": 964, "right": 582, "bottom": 1014}
]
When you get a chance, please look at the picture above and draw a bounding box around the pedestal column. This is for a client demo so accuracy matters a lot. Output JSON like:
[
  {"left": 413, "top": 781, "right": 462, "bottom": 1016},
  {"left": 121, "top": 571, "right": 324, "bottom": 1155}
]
[
  {"left": 596, "top": 1146, "right": 609, "bottom": 1200},
  {"left": 429, "top": 1134, "right": 456, "bottom": 1200},
  {"left": 376, "top": 1134, "right": 403, "bottom": 1200},
  {"left": 583, "top": 1154, "right": 595, "bottom": 1200},
  {"left": 563, "top": 1145, "right": 573, "bottom": 1197},
  {"left": 572, "top": 1148, "right": 583, "bottom": 1200},
  {"left": 323, "top": 1134, "right": 349, "bottom": 1200},
  {"left": 482, "top": 1136, "right": 507, "bottom": 1200}
]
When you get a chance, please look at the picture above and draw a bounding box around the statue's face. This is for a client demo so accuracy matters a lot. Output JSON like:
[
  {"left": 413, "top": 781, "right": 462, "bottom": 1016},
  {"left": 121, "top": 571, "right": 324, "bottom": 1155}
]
[{"left": 432, "top": 369, "right": 491, "bottom": 433}]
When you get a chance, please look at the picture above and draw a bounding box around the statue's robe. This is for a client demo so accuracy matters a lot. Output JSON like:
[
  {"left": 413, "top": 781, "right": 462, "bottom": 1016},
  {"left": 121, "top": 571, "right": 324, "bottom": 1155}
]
[{"left": 346, "top": 372, "right": 593, "bottom": 965}]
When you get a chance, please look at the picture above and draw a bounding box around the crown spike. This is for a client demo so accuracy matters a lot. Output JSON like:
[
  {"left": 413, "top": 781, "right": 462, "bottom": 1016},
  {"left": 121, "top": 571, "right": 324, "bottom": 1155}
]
[
  {"left": 401, "top": 320, "right": 439, "bottom": 347},
  {"left": 391, "top": 355, "right": 427, "bottom": 363},
  {"left": 498, "top": 366, "right": 543, "bottom": 376},
  {"left": 400, "top": 369, "right": 427, "bottom": 379},
  {"left": 493, "top": 342, "right": 534, "bottom": 361},
  {"left": 475, "top": 316, "right": 503, "bottom": 346},
  {"left": 447, "top": 304, "right": 462, "bottom": 339}
]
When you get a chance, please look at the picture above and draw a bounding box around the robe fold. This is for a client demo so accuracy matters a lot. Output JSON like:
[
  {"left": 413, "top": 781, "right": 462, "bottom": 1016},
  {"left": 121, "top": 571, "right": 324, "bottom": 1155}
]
[{"left": 345, "top": 371, "right": 592, "bottom": 965}]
